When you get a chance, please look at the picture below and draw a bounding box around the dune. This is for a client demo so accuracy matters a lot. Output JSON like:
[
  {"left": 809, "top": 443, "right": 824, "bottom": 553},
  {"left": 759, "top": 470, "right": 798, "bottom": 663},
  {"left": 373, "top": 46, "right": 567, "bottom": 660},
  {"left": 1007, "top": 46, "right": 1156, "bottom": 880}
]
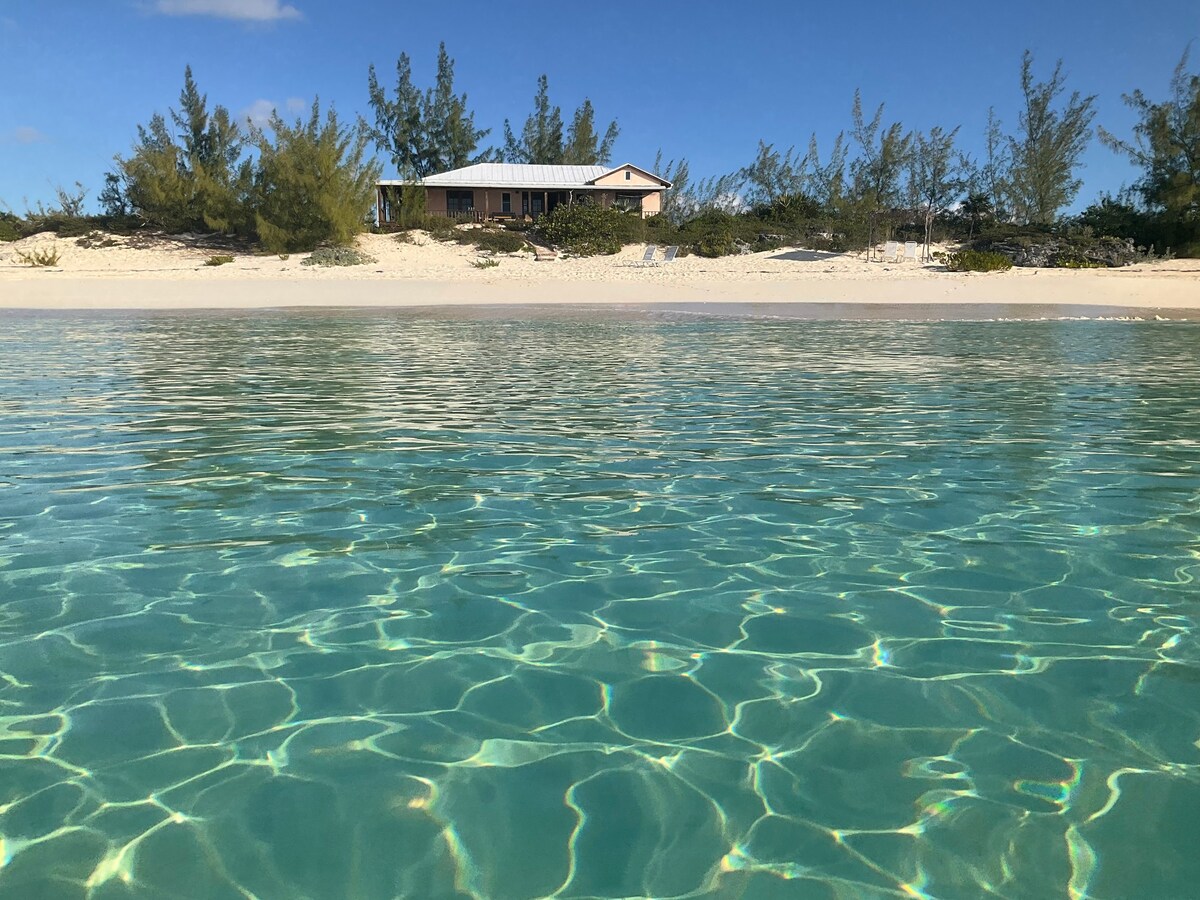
[{"left": 2, "top": 230, "right": 1198, "bottom": 316}]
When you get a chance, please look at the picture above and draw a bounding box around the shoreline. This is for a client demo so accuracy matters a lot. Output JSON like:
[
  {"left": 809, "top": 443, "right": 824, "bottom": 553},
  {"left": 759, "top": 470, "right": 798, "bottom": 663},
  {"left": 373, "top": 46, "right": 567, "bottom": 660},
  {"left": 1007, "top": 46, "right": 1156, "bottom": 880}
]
[
  {"left": 3, "top": 277, "right": 1199, "bottom": 319},
  {"left": 3, "top": 232, "right": 1199, "bottom": 315}
]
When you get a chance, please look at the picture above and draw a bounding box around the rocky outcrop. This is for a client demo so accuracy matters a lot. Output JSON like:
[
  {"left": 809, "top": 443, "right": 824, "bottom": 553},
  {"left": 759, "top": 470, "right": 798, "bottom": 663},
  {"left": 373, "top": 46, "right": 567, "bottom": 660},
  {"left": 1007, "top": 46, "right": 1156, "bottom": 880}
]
[{"left": 968, "top": 233, "right": 1140, "bottom": 268}]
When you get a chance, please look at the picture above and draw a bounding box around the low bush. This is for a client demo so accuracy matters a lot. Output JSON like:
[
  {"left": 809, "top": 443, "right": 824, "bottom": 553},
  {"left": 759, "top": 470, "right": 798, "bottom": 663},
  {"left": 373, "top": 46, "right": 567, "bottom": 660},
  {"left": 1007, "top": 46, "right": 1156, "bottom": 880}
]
[
  {"left": 945, "top": 250, "right": 1012, "bottom": 272},
  {"left": 457, "top": 228, "right": 529, "bottom": 254},
  {"left": 301, "top": 246, "right": 376, "bottom": 267},
  {"left": 683, "top": 210, "right": 739, "bottom": 258},
  {"left": 204, "top": 254, "right": 235, "bottom": 266},
  {"left": 0, "top": 214, "right": 22, "bottom": 242},
  {"left": 15, "top": 245, "right": 62, "bottom": 267},
  {"left": 533, "top": 202, "right": 627, "bottom": 256},
  {"left": 471, "top": 257, "right": 500, "bottom": 269},
  {"left": 420, "top": 216, "right": 460, "bottom": 240}
]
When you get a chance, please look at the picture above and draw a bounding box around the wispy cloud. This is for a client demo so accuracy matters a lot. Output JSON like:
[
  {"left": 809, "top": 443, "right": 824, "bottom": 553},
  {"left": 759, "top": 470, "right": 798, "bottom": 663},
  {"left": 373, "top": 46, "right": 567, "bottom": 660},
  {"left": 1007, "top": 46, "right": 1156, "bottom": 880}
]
[
  {"left": 243, "top": 99, "right": 277, "bottom": 127},
  {"left": 153, "top": 0, "right": 302, "bottom": 22},
  {"left": 242, "top": 97, "right": 308, "bottom": 127},
  {"left": 3, "top": 126, "right": 48, "bottom": 145}
]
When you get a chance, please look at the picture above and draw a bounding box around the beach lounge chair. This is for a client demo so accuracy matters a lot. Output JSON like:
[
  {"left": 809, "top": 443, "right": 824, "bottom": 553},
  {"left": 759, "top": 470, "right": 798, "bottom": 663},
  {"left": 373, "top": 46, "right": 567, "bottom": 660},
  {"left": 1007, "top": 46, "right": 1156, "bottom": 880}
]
[
  {"left": 903, "top": 241, "right": 919, "bottom": 262},
  {"left": 882, "top": 240, "right": 899, "bottom": 261},
  {"left": 649, "top": 246, "right": 679, "bottom": 267},
  {"left": 634, "top": 244, "right": 658, "bottom": 267}
]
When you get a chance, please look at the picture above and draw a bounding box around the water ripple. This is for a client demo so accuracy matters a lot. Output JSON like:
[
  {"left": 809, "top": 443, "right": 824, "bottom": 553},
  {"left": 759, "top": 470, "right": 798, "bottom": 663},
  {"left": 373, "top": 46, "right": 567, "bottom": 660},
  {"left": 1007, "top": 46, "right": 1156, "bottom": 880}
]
[{"left": 1, "top": 312, "right": 1198, "bottom": 898}]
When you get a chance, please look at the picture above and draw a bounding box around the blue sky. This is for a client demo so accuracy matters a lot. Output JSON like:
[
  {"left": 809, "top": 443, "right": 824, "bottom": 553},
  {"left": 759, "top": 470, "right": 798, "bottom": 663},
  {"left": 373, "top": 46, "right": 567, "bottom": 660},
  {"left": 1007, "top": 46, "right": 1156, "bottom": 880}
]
[{"left": 1, "top": 0, "right": 1198, "bottom": 214}]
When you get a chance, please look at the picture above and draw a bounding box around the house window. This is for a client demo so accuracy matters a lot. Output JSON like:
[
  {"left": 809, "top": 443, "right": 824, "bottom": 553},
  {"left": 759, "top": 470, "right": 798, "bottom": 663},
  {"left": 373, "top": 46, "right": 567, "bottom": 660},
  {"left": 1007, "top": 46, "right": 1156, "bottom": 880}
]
[
  {"left": 625, "top": 171, "right": 632, "bottom": 180},
  {"left": 501, "top": 192, "right": 511, "bottom": 213},
  {"left": 446, "top": 189, "right": 474, "bottom": 213},
  {"left": 614, "top": 192, "right": 643, "bottom": 212}
]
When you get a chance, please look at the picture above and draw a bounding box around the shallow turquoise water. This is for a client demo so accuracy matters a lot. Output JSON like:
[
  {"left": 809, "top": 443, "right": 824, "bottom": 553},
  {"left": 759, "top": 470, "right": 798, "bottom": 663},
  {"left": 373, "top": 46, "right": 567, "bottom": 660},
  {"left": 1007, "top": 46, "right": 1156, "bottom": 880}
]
[{"left": 1, "top": 310, "right": 1198, "bottom": 899}]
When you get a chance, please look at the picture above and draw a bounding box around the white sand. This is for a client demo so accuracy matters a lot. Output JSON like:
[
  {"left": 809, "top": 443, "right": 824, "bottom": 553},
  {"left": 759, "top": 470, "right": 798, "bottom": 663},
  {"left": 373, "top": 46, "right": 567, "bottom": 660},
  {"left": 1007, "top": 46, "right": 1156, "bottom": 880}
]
[{"left": 2, "top": 230, "right": 1198, "bottom": 313}]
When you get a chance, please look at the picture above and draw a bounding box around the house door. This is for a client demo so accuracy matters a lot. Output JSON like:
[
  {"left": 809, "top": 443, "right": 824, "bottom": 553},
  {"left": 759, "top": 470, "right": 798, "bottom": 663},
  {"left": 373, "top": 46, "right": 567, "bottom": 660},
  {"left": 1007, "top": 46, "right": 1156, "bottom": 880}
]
[{"left": 522, "top": 191, "right": 546, "bottom": 217}]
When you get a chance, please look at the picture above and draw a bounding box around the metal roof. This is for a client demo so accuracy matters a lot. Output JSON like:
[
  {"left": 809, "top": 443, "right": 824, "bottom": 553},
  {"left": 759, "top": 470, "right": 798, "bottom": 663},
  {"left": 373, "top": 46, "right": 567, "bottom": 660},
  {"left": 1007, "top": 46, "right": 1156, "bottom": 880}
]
[
  {"left": 376, "top": 163, "right": 669, "bottom": 190},
  {"left": 425, "top": 164, "right": 609, "bottom": 188}
]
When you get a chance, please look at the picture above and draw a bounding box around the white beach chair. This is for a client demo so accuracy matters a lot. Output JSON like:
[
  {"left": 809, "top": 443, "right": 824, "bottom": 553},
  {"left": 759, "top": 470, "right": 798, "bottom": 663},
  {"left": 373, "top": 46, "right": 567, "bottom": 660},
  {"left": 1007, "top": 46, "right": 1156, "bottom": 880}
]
[
  {"left": 882, "top": 240, "right": 899, "bottom": 261},
  {"left": 903, "top": 241, "right": 919, "bottom": 262},
  {"left": 634, "top": 244, "right": 658, "bottom": 267}
]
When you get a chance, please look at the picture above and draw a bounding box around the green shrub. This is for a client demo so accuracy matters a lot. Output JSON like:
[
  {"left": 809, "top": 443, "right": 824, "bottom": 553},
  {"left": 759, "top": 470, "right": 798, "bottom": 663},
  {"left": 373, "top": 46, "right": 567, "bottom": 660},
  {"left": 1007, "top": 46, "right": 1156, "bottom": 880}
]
[
  {"left": 204, "top": 254, "right": 234, "bottom": 266},
  {"left": 253, "top": 102, "right": 381, "bottom": 253},
  {"left": 457, "top": 228, "right": 529, "bottom": 254},
  {"left": 420, "top": 216, "right": 460, "bottom": 240},
  {"left": 301, "top": 246, "right": 376, "bottom": 267},
  {"left": 15, "top": 246, "right": 62, "bottom": 267},
  {"left": 0, "top": 214, "right": 22, "bottom": 242},
  {"left": 685, "top": 211, "right": 739, "bottom": 258},
  {"left": 471, "top": 257, "right": 500, "bottom": 269},
  {"left": 945, "top": 250, "right": 1013, "bottom": 272},
  {"left": 533, "top": 202, "right": 627, "bottom": 256}
]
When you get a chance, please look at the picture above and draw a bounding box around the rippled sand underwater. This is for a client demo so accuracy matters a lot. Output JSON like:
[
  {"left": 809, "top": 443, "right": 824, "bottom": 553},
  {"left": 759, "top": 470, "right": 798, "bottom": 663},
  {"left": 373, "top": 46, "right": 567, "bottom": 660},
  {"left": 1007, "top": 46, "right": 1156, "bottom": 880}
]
[{"left": 1, "top": 310, "right": 1198, "bottom": 899}]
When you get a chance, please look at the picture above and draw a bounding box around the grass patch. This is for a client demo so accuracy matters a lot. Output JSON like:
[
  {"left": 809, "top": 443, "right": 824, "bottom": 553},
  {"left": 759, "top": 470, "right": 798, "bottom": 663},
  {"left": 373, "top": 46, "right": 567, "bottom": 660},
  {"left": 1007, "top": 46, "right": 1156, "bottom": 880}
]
[
  {"left": 14, "top": 246, "right": 61, "bottom": 267},
  {"left": 471, "top": 257, "right": 500, "bottom": 269},
  {"left": 204, "top": 254, "right": 235, "bottom": 266},
  {"left": 945, "top": 250, "right": 1013, "bottom": 272},
  {"left": 458, "top": 228, "right": 529, "bottom": 254},
  {"left": 301, "top": 246, "right": 376, "bottom": 267}
]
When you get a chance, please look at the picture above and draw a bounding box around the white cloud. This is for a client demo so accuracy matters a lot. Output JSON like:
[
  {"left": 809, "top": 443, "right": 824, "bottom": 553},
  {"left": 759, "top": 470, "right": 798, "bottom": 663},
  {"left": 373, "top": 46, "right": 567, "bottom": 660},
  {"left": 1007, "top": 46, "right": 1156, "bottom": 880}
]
[
  {"left": 242, "top": 97, "right": 308, "bottom": 127},
  {"left": 153, "top": 0, "right": 302, "bottom": 22},
  {"left": 243, "top": 99, "right": 277, "bottom": 127}
]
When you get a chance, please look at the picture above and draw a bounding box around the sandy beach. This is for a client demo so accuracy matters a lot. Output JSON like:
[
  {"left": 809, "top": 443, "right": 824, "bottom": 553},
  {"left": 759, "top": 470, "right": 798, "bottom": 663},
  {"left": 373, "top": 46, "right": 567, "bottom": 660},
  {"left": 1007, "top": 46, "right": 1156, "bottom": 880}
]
[{"left": 2, "top": 230, "right": 1198, "bottom": 315}]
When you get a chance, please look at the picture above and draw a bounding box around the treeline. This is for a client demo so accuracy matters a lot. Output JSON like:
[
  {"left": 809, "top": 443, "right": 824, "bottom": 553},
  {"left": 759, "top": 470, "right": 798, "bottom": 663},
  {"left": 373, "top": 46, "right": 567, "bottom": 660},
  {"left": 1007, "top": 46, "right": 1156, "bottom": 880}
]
[
  {"left": 102, "top": 67, "right": 379, "bottom": 252},
  {"left": 646, "top": 49, "right": 1198, "bottom": 259},
  {"left": 2, "top": 45, "right": 1196, "bottom": 258},
  {"left": 365, "top": 43, "right": 621, "bottom": 175}
]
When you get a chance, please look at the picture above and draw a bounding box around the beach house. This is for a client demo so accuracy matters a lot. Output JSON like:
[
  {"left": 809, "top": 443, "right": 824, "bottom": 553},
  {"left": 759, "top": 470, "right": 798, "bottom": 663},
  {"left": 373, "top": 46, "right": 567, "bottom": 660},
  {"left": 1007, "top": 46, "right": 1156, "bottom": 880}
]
[{"left": 376, "top": 163, "right": 671, "bottom": 226}]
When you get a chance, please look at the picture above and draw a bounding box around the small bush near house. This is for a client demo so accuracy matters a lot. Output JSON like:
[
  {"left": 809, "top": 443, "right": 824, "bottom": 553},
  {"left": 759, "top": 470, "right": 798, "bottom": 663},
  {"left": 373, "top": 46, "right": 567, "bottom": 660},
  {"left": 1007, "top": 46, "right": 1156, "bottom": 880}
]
[
  {"left": 944, "top": 250, "right": 1013, "bottom": 272},
  {"left": 204, "top": 254, "right": 235, "bottom": 266},
  {"left": 457, "top": 228, "right": 529, "bottom": 254},
  {"left": 301, "top": 246, "right": 377, "bottom": 267},
  {"left": 686, "top": 211, "right": 739, "bottom": 258},
  {"left": 533, "top": 202, "right": 627, "bottom": 256},
  {"left": 419, "top": 216, "right": 460, "bottom": 240}
]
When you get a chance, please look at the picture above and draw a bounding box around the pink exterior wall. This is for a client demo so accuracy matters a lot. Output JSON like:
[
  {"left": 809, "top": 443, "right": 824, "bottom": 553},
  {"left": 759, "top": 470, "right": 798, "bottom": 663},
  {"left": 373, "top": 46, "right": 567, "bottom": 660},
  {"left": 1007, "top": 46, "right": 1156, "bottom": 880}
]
[
  {"left": 596, "top": 188, "right": 665, "bottom": 218},
  {"left": 424, "top": 187, "right": 519, "bottom": 216},
  {"left": 418, "top": 184, "right": 663, "bottom": 218},
  {"left": 591, "top": 165, "right": 665, "bottom": 188}
]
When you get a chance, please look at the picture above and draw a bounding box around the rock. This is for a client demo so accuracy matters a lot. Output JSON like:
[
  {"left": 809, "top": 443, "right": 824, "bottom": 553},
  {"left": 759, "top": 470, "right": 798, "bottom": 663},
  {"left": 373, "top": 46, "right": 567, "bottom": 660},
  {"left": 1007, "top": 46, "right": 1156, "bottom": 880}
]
[{"left": 969, "top": 233, "right": 1140, "bottom": 268}]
